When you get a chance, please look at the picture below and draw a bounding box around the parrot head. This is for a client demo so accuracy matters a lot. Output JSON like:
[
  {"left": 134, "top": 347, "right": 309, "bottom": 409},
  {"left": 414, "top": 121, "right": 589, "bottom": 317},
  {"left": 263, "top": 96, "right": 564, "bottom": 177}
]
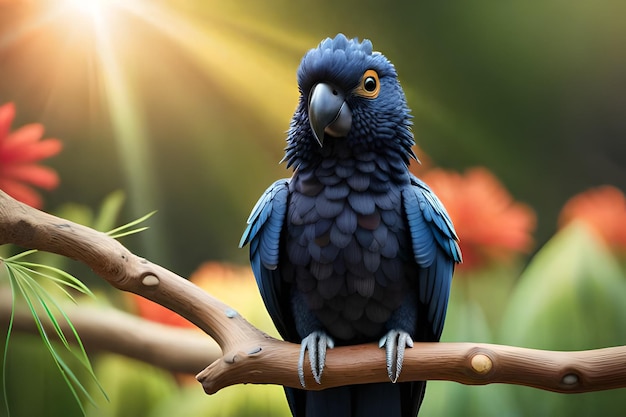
[{"left": 284, "top": 33, "right": 416, "bottom": 169}]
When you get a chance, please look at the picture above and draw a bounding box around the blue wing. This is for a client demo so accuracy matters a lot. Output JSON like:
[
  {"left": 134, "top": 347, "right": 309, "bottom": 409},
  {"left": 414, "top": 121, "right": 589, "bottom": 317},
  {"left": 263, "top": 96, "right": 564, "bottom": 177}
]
[
  {"left": 240, "top": 178, "right": 295, "bottom": 340},
  {"left": 402, "top": 174, "right": 462, "bottom": 339}
]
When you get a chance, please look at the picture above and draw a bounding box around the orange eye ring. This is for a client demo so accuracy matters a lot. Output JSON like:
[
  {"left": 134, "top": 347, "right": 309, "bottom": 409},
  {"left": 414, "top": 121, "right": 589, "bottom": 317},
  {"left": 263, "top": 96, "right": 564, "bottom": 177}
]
[{"left": 354, "top": 69, "right": 380, "bottom": 99}]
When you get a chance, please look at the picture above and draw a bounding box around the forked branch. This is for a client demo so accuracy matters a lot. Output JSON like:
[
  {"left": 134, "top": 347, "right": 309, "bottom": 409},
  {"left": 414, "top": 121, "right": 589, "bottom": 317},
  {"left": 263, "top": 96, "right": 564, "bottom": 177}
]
[{"left": 1, "top": 190, "right": 625, "bottom": 395}]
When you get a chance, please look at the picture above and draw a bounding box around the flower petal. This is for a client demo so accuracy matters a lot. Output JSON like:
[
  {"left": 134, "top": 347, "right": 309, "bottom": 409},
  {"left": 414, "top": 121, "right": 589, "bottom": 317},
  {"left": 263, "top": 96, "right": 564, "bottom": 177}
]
[
  {"left": 0, "top": 137, "right": 63, "bottom": 163},
  {"left": 420, "top": 166, "right": 536, "bottom": 272},
  {"left": 559, "top": 185, "right": 626, "bottom": 249},
  {"left": 0, "top": 178, "right": 43, "bottom": 209},
  {"left": 0, "top": 102, "right": 15, "bottom": 143},
  {"left": 4, "top": 123, "right": 45, "bottom": 146},
  {"left": 129, "top": 294, "right": 195, "bottom": 328},
  {"left": 0, "top": 164, "right": 60, "bottom": 189}
]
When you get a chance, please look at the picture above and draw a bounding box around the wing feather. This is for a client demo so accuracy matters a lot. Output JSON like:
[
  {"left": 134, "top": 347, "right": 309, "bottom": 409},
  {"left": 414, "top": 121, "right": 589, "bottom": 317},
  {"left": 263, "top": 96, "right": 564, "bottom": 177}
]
[
  {"left": 240, "top": 179, "right": 295, "bottom": 340},
  {"left": 403, "top": 174, "right": 461, "bottom": 339}
]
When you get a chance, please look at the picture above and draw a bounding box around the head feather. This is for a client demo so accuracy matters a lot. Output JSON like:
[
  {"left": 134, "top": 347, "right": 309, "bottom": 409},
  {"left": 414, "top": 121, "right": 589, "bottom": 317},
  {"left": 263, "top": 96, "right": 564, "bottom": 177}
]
[{"left": 285, "top": 34, "right": 416, "bottom": 170}]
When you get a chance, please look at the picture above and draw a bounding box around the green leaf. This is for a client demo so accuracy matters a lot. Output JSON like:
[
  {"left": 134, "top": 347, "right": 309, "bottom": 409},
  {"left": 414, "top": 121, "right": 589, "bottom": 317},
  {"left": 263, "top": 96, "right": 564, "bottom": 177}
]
[
  {"left": 3, "top": 249, "right": 39, "bottom": 262},
  {"left": 10, "top": 266, "right": 93, "bottom": 414},
  {"left": 2, "top": 265, "right": 17, "bottom": 417},
  {"left": 1, "top": 251, "right": 106, "bottom": 415},
  {"left": 108, "top": 226, "right": 150, "bottom": 239},
  {"left": 0, "top": 334, "right": 87, "bottom": 417},
  {"left": 500, "top": 221, "right": 626, "bottom": 416},
  {"left": 15, "top": 262, "right": 95, "bottom": 298},
  {"left": 93, "top": 191, "right": 126, "bottom": 233},
  {"left": 107, "top": 211, "right": 156, "bottom": 239},
  {"left": 419, "top": 288, "right": 518, "bottom": 417}
]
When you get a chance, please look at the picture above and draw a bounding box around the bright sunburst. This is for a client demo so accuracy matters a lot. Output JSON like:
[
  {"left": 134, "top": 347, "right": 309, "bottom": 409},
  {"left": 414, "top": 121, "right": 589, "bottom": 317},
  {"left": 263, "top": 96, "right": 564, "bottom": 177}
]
[
  {"left": 0, "top": 0, "right": 311, "bottom": 263},
  {"left": 65, "top": 0, "right": 110, "bottom": 19}
]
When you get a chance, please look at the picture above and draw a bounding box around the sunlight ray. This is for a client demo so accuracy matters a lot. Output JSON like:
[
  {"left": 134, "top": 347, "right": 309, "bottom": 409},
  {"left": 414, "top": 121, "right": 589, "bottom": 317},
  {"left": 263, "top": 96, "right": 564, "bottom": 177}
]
[
  {"left": 89, "top": 6, "right": 169, "bottom": 264},
  {"left": 118, "top": 1, "right": 307, "bottom": 128}
]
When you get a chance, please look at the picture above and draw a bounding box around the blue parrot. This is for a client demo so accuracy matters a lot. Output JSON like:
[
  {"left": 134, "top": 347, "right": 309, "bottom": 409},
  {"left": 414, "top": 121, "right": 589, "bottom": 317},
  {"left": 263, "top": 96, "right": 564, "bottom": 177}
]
[{"left": 240, "top": 34, "right": 461, "bottom": 417}]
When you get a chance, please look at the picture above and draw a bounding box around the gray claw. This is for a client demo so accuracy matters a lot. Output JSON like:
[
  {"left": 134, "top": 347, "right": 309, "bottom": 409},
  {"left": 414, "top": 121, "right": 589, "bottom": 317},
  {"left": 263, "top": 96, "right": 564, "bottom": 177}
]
[
  {"left": 379, "top": 329, "right": 414, "bottom": 383},
  {"left": 298, "top": 331, "right": 335, "bottom": 388}
]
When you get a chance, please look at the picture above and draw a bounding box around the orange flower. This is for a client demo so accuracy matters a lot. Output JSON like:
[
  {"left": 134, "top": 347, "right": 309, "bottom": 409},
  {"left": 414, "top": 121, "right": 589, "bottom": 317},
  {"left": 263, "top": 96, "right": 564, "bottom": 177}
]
[
  {"left": 129, "top": 261, "right": 274, "bottom": 332},
  {"left": 558, "top": 185, "right": 626, "bottom": 251},
  {"left": 130, "top": 293, "right": 196, "bottom": 328},
  {"left": 128, "top": 262, "right": 249, "bottom": 329},
  {"left": 420, "top": 167, "right": 536, "bottom": 271},
  {"left": 190, "top": 261, "right": 277, "bottom": 335},
  {"left": 0, "top": 103, "right": 62, "bottom": 209}
]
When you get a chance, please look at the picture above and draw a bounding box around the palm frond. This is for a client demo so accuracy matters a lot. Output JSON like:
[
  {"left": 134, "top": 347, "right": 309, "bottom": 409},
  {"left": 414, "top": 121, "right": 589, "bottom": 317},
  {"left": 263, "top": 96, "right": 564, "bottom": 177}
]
[
  {"left": 1, "top": 254, "right": 107, "bottom": 415},
  {"left": 0, "top": 209, "right": 155, "bottom": 413}
]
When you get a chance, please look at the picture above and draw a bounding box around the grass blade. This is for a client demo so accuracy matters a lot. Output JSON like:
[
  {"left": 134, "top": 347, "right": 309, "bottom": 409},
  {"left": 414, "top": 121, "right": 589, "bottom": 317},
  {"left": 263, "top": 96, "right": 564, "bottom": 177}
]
[
  {"left": 14, "top": 263, "right": 94, "bottom": 298},
  {"left": 107, "top": 210, "right": 156, "bottom": 239},
  {"left": 3, "top": 267, "right": 18, "bottom": 417},
  {"left": 1, "top": 252, "right": 107, "bottom": 414},
  {"left": 3, "top": 250, "right": 38, "bottom": 262},
  {"left": 108, "top": 226, "right": 150, "bottom": 239},
  {"left": 12, "top": 267, "right": 96, "bottom": 411}
]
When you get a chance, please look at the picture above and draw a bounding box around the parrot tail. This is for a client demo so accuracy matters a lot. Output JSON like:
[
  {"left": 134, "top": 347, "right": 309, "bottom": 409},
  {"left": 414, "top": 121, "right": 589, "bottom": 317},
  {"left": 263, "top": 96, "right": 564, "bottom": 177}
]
[{"left": 299, "top": 381, "right": 426, "bottom": 417}]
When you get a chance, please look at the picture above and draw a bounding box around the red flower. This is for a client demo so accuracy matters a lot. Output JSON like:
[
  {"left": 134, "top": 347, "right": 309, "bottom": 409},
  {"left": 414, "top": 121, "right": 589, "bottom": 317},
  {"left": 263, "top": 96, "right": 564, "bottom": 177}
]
[
  {"left": 420, "top": 167, "right": 536, "bottom": 272},
  {"left": 0, "top": 103, "right": 62, "bottom": 209},
  {"left": 558, "top": 185, "right": 626, "bottom": 251}
]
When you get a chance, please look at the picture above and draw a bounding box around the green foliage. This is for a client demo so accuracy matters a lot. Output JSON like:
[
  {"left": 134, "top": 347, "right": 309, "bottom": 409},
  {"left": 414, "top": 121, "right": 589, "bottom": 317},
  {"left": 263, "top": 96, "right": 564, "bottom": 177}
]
[
  {"left": 0, "top": 191, "right": 156, "bottom": 416},
  {"left": 501, "top": 222, "right": 626, "bottom": 350},
  {"left": 52, "top": 190, "right": 155, "bottom": 239},
  {"left": 421, "top": 292, "right": 518, "bottom": 417},
  {"left": 151, "top": 384, "right": 291, "bottom": 417},
  {"left": 499, "top": 222, "right": 626, "bottom": 416},
  {"left": 85, "top": 355, "right": 177, "bottom": 417},
  {"left": 18, "top": 191, "right": 139, "bottom": 276},
  {"left": 0, "top": 334, "right": 94, "bottom": 417},
  {"left": 1, "top": 251, "right": 104, "bottom": 416},
  {"left": 93, "top": 191, "right": 127, "bottom": 234},
  {"left": 106, "top": 210, "right": 156, "bottom": 239},
  {"left": 82, "top": 355, "right": 290, "bottom": 417},
  {"left": 421, "top": 221, "right": 626, "bottom": 417}
]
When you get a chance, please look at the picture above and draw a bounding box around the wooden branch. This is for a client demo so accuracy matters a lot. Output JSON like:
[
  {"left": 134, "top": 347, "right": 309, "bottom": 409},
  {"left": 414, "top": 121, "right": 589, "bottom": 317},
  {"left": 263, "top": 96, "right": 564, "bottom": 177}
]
[
  {"left": 196, "top": 339, "right": 626, "bottom": 394},
  {"left": 1, "top": 190, "right": 625, "bottom": 396},
  {"left": 0, "top": 190, "right": 262, "bottom": 353},
  {"left": 0, "top": 291, "right": 220, "bottom": 374}
]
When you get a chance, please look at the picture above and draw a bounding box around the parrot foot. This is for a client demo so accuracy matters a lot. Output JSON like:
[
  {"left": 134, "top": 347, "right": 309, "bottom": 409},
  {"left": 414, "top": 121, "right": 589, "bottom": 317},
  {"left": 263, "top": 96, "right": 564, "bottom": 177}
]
[
  {"left": 298, "top": 330, "right": 335, "bottom": 388},
  {"left": 379, "top": 329, "right": 414, "bottom": 383}
]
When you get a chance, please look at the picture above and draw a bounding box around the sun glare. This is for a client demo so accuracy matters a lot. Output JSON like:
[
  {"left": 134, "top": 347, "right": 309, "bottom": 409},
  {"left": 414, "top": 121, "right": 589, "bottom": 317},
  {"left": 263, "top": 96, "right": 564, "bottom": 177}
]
[
  {"left": 67, "top": 0, "right": 106, "bottom": 16},
  {"left": 2, "top": 0, "right": 312, "bottom": 265},
  {"left": 64, "top": 0, "right": 116, "bottom": 26}
]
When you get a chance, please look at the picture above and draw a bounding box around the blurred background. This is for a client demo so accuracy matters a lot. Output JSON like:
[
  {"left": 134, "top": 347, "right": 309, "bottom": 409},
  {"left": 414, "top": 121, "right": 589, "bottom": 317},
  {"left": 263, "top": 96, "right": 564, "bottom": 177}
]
[{"left": 0, "top": 0, "right": 625, "bottom": 416}]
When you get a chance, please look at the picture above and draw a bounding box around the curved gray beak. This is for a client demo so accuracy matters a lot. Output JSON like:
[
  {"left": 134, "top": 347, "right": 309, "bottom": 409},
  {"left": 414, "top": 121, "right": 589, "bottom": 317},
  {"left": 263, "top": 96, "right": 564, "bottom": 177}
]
[{"left": 308, "top": 83, "right": 352, "bottom": 147}]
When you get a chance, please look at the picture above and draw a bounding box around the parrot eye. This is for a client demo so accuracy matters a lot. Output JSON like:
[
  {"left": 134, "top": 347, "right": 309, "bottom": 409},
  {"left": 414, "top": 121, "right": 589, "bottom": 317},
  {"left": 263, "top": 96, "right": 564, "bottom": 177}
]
[
  {"left": 364, "top": 77, "right": 377, "bottom": 91},
  {"left": 355, "top": 69, "right": 380, "bottom": 99}
]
